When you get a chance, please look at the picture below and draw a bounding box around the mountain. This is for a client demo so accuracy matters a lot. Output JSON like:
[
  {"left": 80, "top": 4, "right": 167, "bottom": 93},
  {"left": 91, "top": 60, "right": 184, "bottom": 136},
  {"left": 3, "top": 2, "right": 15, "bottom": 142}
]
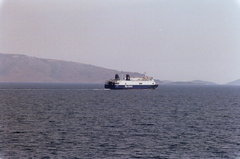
[
  {"left": 227, "top": 79, "right": 240, "bottom": 85},
  {"left": 0, "top": 53, "right": 143, "bottom": 83},
  {"left": 0, "top": 53, "right": 219, "bottom": 85},
  {"left": 156, "top": 79, "right": 217, "bottom": 85}
]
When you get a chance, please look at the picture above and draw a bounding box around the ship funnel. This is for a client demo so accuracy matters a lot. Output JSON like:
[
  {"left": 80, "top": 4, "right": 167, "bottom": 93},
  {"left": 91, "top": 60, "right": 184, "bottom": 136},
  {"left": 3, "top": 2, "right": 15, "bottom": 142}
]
[
  {"left": 115, "top": 74, "right": 120, "bottom": 80},
  {"left": 126, "top": 74, "right": 130, "bottom": 81}
]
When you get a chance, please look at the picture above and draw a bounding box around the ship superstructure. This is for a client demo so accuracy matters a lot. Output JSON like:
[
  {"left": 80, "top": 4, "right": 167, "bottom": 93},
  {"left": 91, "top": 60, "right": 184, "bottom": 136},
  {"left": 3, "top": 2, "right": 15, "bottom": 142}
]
[{"left": 104, "top": 74, "right": 158, "bottom": 89}]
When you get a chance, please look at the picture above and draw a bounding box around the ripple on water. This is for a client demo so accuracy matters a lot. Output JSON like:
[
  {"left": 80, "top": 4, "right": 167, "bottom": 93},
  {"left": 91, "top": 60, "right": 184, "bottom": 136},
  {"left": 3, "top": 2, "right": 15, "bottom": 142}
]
[{"left": 0, "top": 85, "right": 240, "bottom": 158}]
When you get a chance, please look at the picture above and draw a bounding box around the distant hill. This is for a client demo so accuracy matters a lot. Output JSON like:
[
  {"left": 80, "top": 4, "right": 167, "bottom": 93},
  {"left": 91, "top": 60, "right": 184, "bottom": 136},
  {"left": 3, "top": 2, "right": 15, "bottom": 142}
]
[
  {"left": 0, "top": 53, "right": 143, "bottom": 83},
  {"left": 227, "top": 79, "right": 240, "bottom": 85},
  {"left": 156, "top": 79, "right": 217, "bottom": 85},
  {"left": 0, "top": 53, "right": 219, "bottom": 85}
]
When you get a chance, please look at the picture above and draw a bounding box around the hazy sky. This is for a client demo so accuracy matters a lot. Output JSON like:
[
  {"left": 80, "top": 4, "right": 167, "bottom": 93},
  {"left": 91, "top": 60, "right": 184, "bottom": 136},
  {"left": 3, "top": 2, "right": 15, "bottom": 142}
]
[{"left": 0, "top": 0, "right": 240, "bottom": 83}]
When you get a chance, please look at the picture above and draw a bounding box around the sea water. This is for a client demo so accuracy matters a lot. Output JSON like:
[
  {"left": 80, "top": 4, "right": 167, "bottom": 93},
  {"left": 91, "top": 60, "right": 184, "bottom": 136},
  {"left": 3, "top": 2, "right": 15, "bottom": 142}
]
[{"left": 0, "top": 84, "right": 240, "bottom": 159}]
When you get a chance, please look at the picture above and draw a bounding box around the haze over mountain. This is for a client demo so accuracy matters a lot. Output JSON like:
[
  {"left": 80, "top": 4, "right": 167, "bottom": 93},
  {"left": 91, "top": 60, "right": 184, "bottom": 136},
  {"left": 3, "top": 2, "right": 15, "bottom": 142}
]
[
  {"left": 227, "top": 79, "right": 240, "bottom": 86},
  {"left": 0, "top": 53, "right": 143, "bottom": 83}
]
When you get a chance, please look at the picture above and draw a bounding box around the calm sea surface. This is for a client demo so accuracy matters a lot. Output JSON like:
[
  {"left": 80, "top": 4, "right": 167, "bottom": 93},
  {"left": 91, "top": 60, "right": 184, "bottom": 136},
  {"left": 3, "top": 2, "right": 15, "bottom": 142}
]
[{"left": 0, "top": 84, "right": 240, "bottom": 159}]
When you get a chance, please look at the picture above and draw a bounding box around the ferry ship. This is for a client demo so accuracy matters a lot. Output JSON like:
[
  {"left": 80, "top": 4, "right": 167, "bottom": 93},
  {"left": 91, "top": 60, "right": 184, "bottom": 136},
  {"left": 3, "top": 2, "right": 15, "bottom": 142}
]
[{"left": 104, "top": 74, "right": 158, "bottom": 89}]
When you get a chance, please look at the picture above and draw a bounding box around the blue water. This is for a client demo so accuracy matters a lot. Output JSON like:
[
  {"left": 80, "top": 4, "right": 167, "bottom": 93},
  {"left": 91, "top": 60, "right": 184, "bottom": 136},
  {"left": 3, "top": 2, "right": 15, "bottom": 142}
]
[{"left": 0, "top": 84, "right": 240, "bottom": 159}]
